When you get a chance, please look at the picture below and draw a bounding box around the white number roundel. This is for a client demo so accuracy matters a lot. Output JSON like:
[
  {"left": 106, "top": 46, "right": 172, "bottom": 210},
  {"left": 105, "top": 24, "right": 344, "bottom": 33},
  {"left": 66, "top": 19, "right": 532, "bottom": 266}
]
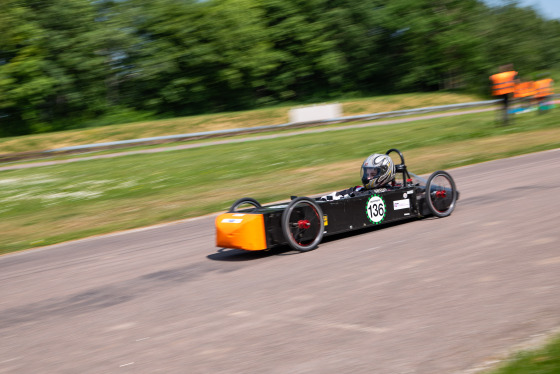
[{"left": 366, "top": 195, "right": 386, "bottom": 224}]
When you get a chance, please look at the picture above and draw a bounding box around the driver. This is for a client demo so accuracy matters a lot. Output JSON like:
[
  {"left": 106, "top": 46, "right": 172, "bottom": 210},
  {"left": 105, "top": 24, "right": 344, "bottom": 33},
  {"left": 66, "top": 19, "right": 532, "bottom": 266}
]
[{"left": 320, "top": 153, "right": 395, "bottom": 200}]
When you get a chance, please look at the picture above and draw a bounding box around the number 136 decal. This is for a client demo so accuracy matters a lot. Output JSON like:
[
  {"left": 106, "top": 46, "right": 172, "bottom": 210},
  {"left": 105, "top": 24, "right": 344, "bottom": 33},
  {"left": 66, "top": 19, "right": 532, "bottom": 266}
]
[{"left": 366, "top": 195, "right": 386, "bottom": 224}]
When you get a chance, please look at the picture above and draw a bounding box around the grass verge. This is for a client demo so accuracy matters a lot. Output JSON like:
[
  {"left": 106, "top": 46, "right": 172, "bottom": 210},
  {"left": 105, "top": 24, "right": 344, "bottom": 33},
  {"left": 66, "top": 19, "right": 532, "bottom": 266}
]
[
  {"left": 486, "top": 333, "right": 560, "bottom": 374},
  {"left": 0, "top": 108, "right": 494, "bottom": 168},
  {"left": 0, "top": 92, "right": 482, "bottom": 154},
  {"left": 0, "top": 109, "right": 558, "bottom": 254}
]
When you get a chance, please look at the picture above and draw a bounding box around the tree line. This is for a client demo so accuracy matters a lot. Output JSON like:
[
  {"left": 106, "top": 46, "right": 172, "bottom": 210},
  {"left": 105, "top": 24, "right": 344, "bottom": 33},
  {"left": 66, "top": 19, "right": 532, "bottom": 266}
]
[{"left": 1, "top": 0, "right": 559, "bottom": 136}]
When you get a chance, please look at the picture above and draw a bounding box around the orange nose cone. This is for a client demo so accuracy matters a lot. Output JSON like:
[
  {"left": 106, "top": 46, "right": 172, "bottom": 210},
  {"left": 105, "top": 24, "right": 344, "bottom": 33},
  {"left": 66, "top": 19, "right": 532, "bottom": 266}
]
[{"left": 215, "top": 213, "right": 267, "bottom": 251}]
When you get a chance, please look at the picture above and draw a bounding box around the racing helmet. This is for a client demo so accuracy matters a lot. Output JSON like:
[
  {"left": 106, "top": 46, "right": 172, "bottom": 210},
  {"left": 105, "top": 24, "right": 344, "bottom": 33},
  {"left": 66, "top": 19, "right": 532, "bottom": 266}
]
[{"left": 361, "top": 153, "right": 395, "bottom": 189}]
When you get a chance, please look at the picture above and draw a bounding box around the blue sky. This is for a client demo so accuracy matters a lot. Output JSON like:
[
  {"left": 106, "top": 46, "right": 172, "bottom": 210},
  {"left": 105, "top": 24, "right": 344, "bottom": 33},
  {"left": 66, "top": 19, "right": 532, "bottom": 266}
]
[
  {"left": 486, "top": 0, "right": 560, "bottom": 20},
  {"left": 520, "top": 0, "right": 560, "bottom": 19}
]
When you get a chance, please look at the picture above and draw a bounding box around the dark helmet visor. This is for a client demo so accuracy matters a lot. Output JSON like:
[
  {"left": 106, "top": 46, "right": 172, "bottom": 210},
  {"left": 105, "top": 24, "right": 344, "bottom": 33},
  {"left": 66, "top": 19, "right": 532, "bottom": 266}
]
[{"left": 361, "top": 166, "right": 385, "bottom": 185}]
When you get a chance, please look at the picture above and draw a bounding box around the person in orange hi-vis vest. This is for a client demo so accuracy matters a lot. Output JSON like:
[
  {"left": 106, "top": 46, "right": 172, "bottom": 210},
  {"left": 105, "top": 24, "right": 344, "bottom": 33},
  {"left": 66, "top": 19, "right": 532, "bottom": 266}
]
[
  {"left": 514, "top": 80, "right": 535, "bottom": 113},
  {"left": 490, "top": 64, "right": 518, "bottom": 124},
  {"left": 534, "top": 78, "right": 554, "bottom": 113}
]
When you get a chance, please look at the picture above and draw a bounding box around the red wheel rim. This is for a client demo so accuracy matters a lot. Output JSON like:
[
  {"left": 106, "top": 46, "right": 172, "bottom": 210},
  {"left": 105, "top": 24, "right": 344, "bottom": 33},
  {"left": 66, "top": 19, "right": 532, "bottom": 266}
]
[{"left": 289, "top": 204, "right": 320, "bottom": 247}]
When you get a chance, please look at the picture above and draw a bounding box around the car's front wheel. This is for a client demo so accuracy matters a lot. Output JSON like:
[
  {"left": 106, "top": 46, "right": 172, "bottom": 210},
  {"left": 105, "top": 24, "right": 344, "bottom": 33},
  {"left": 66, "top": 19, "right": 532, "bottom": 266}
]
[
  {"left": 425, "top": 171, "right": 458, "bottom": 218},
  {"left": 281, "top": 197, "right": 324, "bottom": 252}
]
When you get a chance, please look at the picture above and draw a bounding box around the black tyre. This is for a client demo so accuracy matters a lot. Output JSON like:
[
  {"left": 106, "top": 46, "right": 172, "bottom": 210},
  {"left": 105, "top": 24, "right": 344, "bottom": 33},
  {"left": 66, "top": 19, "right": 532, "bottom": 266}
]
[
  {"left": 425, "top": 171, "right": 457, "bottom": 218},
  {"left": 228, "top": 197, "right": 261, "bottom": 213},
  {"left": 281, "top": 197, "right": 324, "bottom": 252}
]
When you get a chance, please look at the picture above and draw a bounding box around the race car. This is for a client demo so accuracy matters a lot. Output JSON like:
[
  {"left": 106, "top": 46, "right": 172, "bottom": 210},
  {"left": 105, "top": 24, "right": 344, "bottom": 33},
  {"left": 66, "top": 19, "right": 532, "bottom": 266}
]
[{"left": 215, "top": 149, "right": 458, "bottom": 252}]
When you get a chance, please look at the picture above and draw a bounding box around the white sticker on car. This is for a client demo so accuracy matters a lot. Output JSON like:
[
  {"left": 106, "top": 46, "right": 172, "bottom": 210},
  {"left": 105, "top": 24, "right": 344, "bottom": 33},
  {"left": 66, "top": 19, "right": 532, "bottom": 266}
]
[
  {"left": 366, "top": 195, "right": 386, "bottom": 224},
  {"left": 393, "top": 199, "right": 410, "bottom": 210},
  {"left": 221, "top": 218, "right": 243, "bottom": 223}
]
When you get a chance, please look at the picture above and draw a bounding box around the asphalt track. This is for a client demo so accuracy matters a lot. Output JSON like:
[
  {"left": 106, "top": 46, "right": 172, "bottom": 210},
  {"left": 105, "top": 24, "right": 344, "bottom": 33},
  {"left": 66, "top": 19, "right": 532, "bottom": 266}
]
[{"left": 1, "top": 149, "right": 560, "bottom": 374}]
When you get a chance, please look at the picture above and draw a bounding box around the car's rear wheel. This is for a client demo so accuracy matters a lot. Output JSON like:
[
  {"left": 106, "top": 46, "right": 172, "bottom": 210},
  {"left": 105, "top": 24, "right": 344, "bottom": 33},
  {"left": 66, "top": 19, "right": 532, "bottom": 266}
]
[
  {"left": 282, "top": 197, "right": 324, "bottom": 252},
  {"left": 228, "top": 197, "right": 261, "bottom": 213},
  {"left": 426, "top": 171, "right": 457, "bottom": 218}
]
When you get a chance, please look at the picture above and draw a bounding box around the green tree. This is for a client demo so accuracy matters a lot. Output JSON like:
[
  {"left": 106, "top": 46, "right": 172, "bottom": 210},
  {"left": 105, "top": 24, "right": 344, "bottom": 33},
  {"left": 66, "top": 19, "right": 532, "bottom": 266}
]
[
  {"left": 484, "top": 2, "right": 555, "bottom": 73},
  {"left": 315, "top": 0, "right": 387, "bottom": 94},
  {"left": 2, "top": 0, "right": 560, "bottom": 136},
  {"left": 121, "top": 0, "right": 282, "bottom": 114},
  {"left": 0, "top": 0, "right": 57, "bottom": 135},
  {"left": 255, "top": 0, "right": 346, "bottom": 100},
  {"left": 0, "top": 0, "right": 138, "bottom": 136},
  {"left": 374, "top": 0, "right": 488, "bottom": 92}
]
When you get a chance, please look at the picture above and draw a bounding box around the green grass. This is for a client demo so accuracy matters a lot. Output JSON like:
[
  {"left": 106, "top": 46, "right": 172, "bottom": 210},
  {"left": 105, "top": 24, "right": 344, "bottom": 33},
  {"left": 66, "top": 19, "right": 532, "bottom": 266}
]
[
  {"left": 0, "top": 92, "right": 482, "bottom": 155},
  {"left": 487, "top": 334, "right": 560, "bottom": 374},
  {"left": 0, "top": 106, "right": 496, "bottom": 166},
  {"left": 0, "top": 108, "right": 559, "bottom": 254}
]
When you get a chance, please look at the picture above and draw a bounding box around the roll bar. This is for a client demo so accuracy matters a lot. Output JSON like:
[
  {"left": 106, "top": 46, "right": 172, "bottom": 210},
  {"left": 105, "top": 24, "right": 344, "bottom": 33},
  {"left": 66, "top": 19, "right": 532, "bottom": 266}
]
[{"left": 386, "top": 148, "right": 412, "bottom": 186}]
